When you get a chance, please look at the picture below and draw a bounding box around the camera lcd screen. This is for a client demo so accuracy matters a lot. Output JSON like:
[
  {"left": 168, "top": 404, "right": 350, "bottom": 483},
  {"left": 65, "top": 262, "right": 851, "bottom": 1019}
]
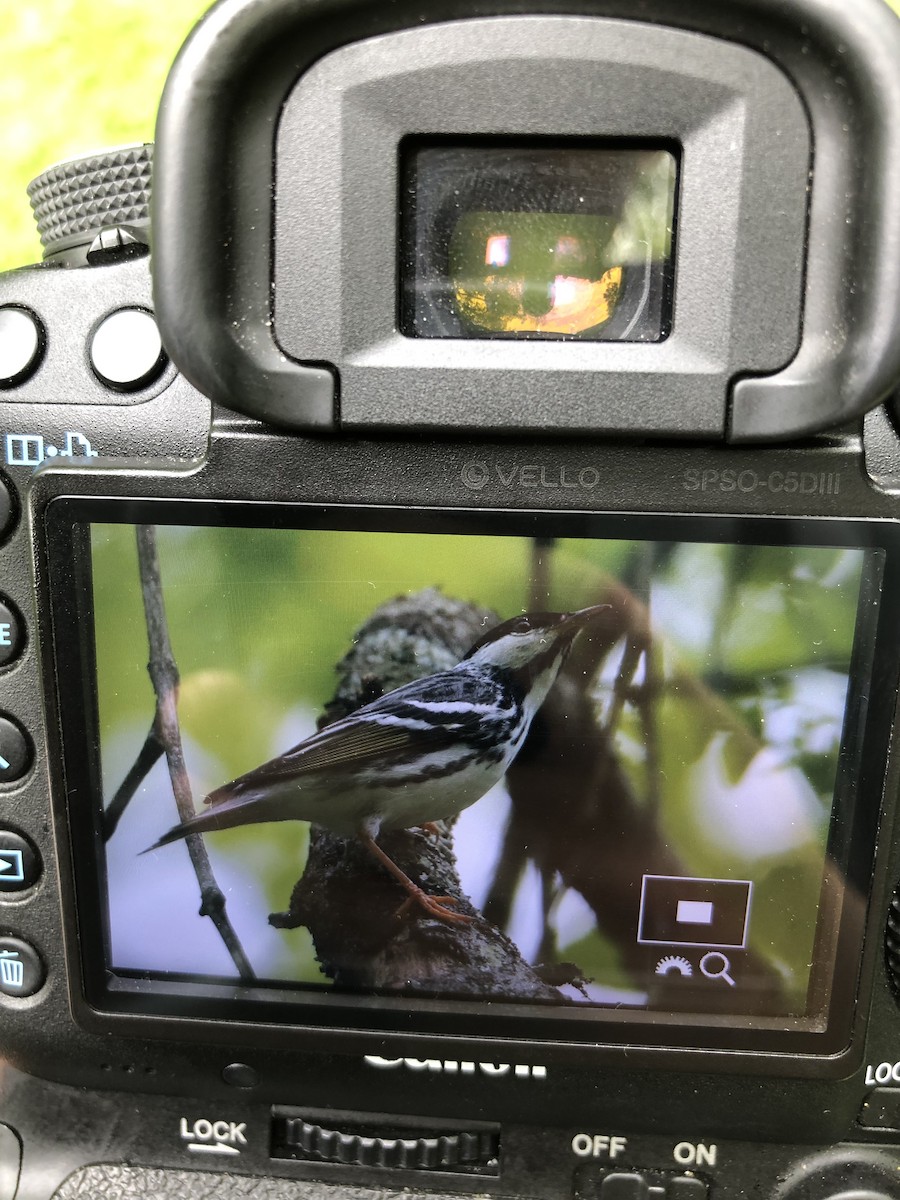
[
  {"left": 400, "top": 144, "right": 678, "bottom": 341},
  {"left": 55, "top": 505, "right": 888, "bottom": 1052}
]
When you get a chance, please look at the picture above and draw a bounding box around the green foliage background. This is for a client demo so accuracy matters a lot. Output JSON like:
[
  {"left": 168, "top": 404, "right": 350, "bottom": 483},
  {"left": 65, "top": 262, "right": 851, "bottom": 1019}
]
[
  {"left": 1, "top": 0, "right": 898, "bottom": 272},
  {"left": 0, "top": 0, "right": 214, "bottom": 272}
]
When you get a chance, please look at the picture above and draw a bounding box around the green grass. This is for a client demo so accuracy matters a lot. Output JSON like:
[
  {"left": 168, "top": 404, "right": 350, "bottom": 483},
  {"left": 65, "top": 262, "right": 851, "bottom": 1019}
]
[{"left": 1, "top": 0, "right": 899, "bottom": 271}]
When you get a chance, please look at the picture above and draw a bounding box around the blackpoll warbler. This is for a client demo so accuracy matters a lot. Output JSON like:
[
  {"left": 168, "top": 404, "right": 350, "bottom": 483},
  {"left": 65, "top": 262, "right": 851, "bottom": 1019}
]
[{"left": 149, "top": 605, "right": 607, "bottom": 922}]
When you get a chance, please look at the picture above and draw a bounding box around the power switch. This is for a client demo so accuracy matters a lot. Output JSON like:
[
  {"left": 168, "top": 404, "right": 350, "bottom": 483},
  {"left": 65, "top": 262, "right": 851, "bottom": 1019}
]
[
  {"left": 667, "top": 1179, "right": 708, "bottom": 1199},
  {"left": 582, "top": 1171, "right": 706, "bottom": 1200},
  {"left": 600, "top": 1174, "right": 652, "bottom": 1200}
]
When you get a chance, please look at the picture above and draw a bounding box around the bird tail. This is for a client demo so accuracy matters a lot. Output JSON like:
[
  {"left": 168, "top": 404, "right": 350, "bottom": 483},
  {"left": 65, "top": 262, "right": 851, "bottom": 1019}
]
[{"left": 142, "top": 789, "right": 281, "bottom": 854}]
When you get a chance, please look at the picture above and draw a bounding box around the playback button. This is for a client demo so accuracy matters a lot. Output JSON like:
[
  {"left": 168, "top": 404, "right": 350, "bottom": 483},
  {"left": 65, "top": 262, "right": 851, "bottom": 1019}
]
[
  {"left": 0, "top": 716, "right": 32, "bottom": 784},
  {"left": 0, "top": 831, "right": 40, "bottom": 893}
]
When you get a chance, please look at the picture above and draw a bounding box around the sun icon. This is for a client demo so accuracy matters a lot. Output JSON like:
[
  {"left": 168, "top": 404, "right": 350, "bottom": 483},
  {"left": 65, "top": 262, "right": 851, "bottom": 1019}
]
[{"left": 655, "top": 955, "right": 693, "bottom": 977}]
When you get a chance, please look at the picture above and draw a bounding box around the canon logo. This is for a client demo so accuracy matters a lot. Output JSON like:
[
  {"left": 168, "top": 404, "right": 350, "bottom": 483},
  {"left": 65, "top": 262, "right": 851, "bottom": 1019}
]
[{"left": 363, "top": 1056, "right": 547, "bottom": 1079}]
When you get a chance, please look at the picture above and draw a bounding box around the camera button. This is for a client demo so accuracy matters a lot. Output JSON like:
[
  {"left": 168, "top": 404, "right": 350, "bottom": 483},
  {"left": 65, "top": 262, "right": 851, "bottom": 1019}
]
[
  {"left": 0, "top": 831, "right": 40, "bottom": 894},
  {"left": 0, "top": 717, "right": 33, "bottom": 784},
  {"left": 0, "top": 598, "right": 24, "bottom": 668},
  {"left": 90, "top": 308, "right": 167, "bottom": 391},
  {"left": 0, "top": 477, "right": 15, "bottom": 543},
  {"left": 223, "top": 1062, "right": 260, "bottom": 1088},
  {"left": 0, "top": 306, "right": 45, "bottom": 388},
  {"left": 0, "top": 936, "right": 45, "bottom": 998}
]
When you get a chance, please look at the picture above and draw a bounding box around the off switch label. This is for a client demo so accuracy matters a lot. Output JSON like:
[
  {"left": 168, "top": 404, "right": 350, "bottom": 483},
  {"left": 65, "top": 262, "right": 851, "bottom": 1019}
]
[{"left": 572, "top": 1134, "right": 628, "bottom": 1159}]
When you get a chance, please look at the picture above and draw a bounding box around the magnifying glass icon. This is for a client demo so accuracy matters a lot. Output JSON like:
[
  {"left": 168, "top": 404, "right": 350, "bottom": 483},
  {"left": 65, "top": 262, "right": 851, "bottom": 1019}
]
[{"left": 700, "top": 951, "right": 735, "bottom": 987}]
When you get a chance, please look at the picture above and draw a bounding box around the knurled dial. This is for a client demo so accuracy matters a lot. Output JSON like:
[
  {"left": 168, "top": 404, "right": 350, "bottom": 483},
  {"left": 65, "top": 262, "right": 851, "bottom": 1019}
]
[
  {"left": 27, "top": 144, "right": 152, "bottom": 259},
  {"left": 287, "top": 1117, "right": 499, "bottom": 1171}
]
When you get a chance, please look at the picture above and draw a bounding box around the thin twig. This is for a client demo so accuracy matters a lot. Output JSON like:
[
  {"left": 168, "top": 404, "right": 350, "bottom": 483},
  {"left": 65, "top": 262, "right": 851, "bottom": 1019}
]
[
  {"left": 102, "top": 729, "right": 164, "bottom": 840},
  {"left": 135, "top": 525, "right": 256, "bottom": 983}
]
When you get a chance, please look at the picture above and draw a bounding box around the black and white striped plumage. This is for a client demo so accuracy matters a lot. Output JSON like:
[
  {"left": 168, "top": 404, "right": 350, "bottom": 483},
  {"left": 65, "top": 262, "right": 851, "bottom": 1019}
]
[{"left": 148, "top": 605, "right": 607, "bottom": 920}]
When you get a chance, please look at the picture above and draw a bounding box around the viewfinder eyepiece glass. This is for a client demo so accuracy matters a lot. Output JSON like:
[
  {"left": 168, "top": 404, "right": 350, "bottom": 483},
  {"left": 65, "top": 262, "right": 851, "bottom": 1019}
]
[{"left": 401, "top": 144, "right": 678, "bottom": 342}]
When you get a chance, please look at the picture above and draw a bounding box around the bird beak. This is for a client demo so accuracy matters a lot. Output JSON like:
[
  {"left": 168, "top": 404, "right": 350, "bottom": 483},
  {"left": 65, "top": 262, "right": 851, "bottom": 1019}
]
[
  {"left": 560, "top": 603, "right": 611, "bottom": 636},
  {"left": 568, "top": 603, "right": 611, "bottom": 625}
]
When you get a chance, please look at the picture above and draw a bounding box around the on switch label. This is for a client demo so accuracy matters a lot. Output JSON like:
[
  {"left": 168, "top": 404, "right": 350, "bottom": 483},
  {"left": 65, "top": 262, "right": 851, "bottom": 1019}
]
[{"left": 673, "top": 1142, "right": 717, "bottom": 1167}]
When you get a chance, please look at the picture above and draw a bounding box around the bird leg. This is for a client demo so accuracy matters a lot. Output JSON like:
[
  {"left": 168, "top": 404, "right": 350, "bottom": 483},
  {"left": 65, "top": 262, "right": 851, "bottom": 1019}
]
[{"left": 358, "top": 832, "right": 473, "bottom": 925}]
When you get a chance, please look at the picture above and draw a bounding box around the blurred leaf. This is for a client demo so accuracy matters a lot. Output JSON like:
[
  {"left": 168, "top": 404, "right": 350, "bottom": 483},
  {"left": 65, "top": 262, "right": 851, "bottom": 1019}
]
[{"left": 559, "top": 930, "right": 632, "bottom": 992}]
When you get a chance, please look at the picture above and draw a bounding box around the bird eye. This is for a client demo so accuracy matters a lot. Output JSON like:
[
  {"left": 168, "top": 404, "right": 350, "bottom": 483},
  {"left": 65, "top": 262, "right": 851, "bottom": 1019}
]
[{"left": 513, "top": 617, "right": 532, "bottom": 635}]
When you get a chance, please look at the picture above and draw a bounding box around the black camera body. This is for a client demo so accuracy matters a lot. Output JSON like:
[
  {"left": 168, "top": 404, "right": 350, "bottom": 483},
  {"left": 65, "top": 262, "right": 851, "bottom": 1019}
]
[{"left": 2, "top": 1, "right": 900, "bottom": 1198}]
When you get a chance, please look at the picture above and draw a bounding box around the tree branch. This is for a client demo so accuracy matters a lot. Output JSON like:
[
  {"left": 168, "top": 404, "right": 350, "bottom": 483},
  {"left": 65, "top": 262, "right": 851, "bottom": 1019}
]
[
  {"left": 102, "top": 728, "right": 164, "bottom": 841},
  {"left": 271, "top": 589, "right": 561, "bottom": 1002},
  {"left": 128, "top": 525, "right": 256, "bottom": 983}
]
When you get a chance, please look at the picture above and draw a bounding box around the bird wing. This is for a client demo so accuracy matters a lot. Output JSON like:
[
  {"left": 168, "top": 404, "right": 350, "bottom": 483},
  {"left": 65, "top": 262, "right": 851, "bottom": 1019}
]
[
  {"left": 269, "top": 718, "right": 422, "bottom": 775},
  {"left": 204, "top": 669, "right": 489, "bottom": 806}
]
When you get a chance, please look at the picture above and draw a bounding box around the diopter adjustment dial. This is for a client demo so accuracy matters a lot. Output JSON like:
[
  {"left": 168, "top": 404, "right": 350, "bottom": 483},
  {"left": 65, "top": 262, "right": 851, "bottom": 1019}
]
[
  {"left": 282, "top": 1116, "right": 499, "bottom": 1171},
  {"left": 27, "top": 144, "right": 152, "bottom": 260}
]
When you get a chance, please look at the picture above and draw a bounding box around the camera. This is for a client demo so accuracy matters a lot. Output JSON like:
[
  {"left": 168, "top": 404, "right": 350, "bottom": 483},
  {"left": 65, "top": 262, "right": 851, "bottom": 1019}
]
[{"left": 2, "top": 0, "right": 900, "bottom": 1197}]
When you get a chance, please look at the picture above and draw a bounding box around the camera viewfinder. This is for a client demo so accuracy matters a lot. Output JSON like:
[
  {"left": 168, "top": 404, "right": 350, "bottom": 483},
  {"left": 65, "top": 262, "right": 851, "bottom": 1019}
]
[{"left": 401, "top": 144, "right": 678, "bottom": 342}]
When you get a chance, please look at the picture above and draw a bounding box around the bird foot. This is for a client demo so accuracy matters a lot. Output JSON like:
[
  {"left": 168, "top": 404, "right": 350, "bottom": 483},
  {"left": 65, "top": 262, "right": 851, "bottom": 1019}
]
[
  {"left": 418, "top": 821, "right": 443, "bottom": 839},
  {"left": 395, "top": 890, "right": 473, "bottom": 925},
  {"left": 359, "top": 830, "right": 472, "bottom": 926}
]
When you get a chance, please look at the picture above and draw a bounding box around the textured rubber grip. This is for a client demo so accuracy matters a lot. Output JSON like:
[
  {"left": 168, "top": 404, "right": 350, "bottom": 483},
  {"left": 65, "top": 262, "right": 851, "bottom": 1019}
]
[
  {"left": 27, "top": 145, "right": 153, "bottom": 257},
  {"left": 53, "top": 1164, "right": 467, "bottom": 1200}
]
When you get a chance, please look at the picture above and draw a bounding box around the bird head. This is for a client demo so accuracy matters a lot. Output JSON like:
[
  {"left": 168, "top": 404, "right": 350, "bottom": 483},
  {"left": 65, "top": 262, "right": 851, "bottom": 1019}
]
[{"left": 463, "top": 605, "right": 609, "bottom": 680}]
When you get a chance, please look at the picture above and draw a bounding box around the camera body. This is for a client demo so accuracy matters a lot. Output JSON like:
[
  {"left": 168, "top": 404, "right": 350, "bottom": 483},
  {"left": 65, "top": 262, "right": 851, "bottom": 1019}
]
[{"left": 2, "top": 1, "right": 900, "bottom": 1198}]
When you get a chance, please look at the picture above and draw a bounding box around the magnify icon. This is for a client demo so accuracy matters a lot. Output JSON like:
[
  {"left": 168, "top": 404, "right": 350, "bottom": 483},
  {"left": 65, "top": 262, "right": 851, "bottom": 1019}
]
[{"left": 700, "top": 951, "right": 736, "bottom": 987}]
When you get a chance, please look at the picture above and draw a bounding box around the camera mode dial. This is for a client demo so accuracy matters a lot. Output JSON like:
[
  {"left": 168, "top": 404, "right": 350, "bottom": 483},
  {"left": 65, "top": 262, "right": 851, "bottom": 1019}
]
[{"left": 27, "top": 145, "right": 152, "bottom": 262}]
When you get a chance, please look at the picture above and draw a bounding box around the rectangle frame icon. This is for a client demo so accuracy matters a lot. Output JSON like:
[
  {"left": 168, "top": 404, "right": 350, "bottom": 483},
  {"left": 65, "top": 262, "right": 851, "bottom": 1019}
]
[{"left": 637, "top": 875, "right": 754, "bottom": 949}]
